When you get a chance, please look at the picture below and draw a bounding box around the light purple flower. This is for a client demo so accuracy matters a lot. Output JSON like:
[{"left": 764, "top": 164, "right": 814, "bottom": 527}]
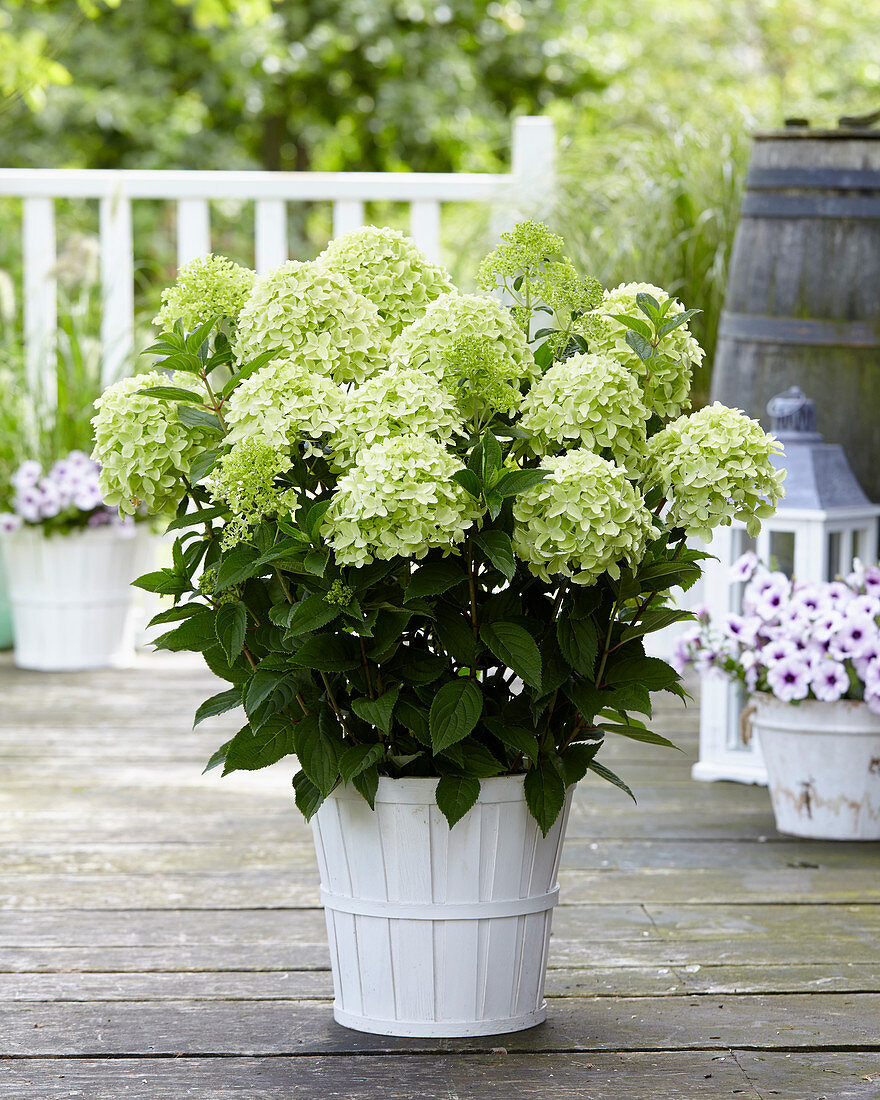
[
  {"left": 0, "top": 512, "right": 22, "bottom": 534},
  {"left": 849, "top": 593, "right": 880, "bottom": 620},
  {"left": 812, "top": 610, "right": 844, "bottom": 643},
  {"left": 722, "top": 613, "right": 761, "bottom": 648},
  {"left": 810, "top": 659, "right": 849, "bottom": 703},
  {"left": 790, "top": 585, "right": 828, "bottom": 619},
  {"left": 10, "top": 460, "right": 42, "bottom": 491},
  {"left": 14, "top": 487, "right": 43, "bottom": 522},
  {"left": 761, "top": 638, "right": 798, "bottom": 666},
  {"left": 825, "top": 581, "right": 854, "bottom": 610},
  {"left": 863, "top": 566, "right": 880, "bottom": 596},
  {"left": 829, "top": 615, "right": 877, "bottom": 661},
  {"left": 766, "top": 655, "right": 811, "bottom": 702},
  {"left": 862, "top": 657, "right": 880, "bottom": 694},
  {"left": 692, "top": 602, "right": 711, "bottom": 624},
  {"left": 729, "top": 550, "right": 759, "bottom": 583}
]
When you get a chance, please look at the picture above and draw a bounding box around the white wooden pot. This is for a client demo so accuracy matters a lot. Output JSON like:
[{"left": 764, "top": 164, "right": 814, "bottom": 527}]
[
  {"left": 751, "top": 693, "right": 880, "bottom": 840},
  {"left": 311, "top": 775, "right": 572, "bottom": 1037},
  {"left": 1, "top": 525, "right": 154, "bottom": 671}
]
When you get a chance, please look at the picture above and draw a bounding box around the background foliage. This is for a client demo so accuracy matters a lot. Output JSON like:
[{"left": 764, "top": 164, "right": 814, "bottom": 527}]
[{"left": 1, "top": 0, "right": 880, "bottom": 397}]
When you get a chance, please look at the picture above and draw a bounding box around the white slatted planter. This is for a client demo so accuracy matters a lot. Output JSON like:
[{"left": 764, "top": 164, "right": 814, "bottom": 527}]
[{"left": 0, "top": 116, "right": 556, "bottom": 393}]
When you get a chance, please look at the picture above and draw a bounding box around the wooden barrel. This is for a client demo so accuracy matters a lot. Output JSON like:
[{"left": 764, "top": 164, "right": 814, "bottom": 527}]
[{"left": 711, "top": 126, "right": 880, "bottom": 500}]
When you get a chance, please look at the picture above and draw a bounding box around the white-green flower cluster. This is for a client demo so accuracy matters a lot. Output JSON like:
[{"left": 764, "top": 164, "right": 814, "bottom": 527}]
[
  {"left": 512, "top": 449, "right": 655, "bottom": 584},
  {"left": 153, "top": 254, "right": 255, "bottom": 333},
  {"left": 234, "top": 261, "right": 386, "bottom": 385},
  {"left": 225, "top": 357, "right": 347, "bottom": 452},
  {"left": 209, "top": 436, "right": 291, "bottom": 549},
  {"left": 591, "top": 282, "right": 704, "bottom": 420},
  {"left": 318, "top": 226, "right": 454, "bottom": 339},
  {"left": 91, "top": 372, "right": 208, "bottom": 515},
  {"left": 390, "top": 292, "right": 535, "bottom": 385},
  {"left": 326, "top": 435, "right": 480, "bottom": 567},
  {"left": 642, "top": 402, "right": 785, "bottom": 539},
  {"left": 519, "top": 352, "right": 650, "bottom": 465},
  {"left": 331, "top": 365, "right": 465, "bottom": 468}
]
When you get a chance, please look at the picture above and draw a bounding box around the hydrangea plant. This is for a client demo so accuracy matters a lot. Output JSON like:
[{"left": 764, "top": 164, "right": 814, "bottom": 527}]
[
  {"left": 677, "top": 554, "right": 880, "bottom": 712},
  {"left": 91, "top": 223, "right": 783, "bottom": 835}
]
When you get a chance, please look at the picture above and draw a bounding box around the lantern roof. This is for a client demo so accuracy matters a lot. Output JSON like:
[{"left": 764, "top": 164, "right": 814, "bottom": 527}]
[{"left": 768, "top": 387, "right": 879, "bottom": 513}]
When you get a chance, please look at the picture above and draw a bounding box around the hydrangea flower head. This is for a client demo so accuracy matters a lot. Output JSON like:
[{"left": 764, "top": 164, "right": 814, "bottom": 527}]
[
  {"left": 590, "top": 282, "right": 705, "bottom": 419},
  {"left": 390, "top": 292, "right": 535, "bottom": 387},
  {"left": 325, "top": 435, "right": 480, "bottom": 567},
  {"left": 642, "top": 403, "right": 785, "bottom": 539},
  {"left": 519, "top": 351, "right": 650, "bottom": 465},
  {"left": 477, "top": 220, "right": 564, "bottom": 288},
  {"left": 153, "top": 254, "right": 256, "bottom": 333},
  {"left": 209, "top": 436, "right": 291, "bottom": 549},
  {"left": 225, "top": 357, "right": 347, "bottom": 452},
  {"left": 331, "top": 364, "right": 465, "bottom": 468},
  {"left": 234, "top": 260, "right": 386, "bottom": 385},
  {"left": 442, "top": 334, "right": 525, "bottom": 423},
  {"left": 92, "top": 372, "right": 209, "bottom": 515},
  {"left": 318, "top": 226, "right": 455, "bottom": 339},
  {"left": 511, "top": 449, "right": 655, "bottom": 584}
]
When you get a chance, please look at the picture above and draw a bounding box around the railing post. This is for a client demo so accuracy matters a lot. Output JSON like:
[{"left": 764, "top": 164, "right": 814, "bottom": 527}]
[
  {"left": 255, "top": 199, "right": 288, "bottom": 274},
  {"left": 409, "top": 201, "right": 441, "bottom": 263},
  {"left": 511, "top": 116, "right": 556, "bottom": 212},
  {"left": 177, "top": 198, "right": 211, "bottom": 268},
  {"left": 22, "top": 196, "right": 57, "bottom": 395},
  {"left": 332, "top": 200, "right": 365, "bottom": 239},
  {"left": 100, "top": 178, "right": 134, "bottom": 384}
]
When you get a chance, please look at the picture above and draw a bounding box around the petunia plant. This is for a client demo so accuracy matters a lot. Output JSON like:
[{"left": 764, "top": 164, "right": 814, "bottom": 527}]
[{"left": 91, "top": 222, "right": 784, "bottom": 834}]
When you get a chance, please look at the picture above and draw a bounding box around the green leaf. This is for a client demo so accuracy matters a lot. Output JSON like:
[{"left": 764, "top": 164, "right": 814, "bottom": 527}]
[
  {"left": 189, "top": 447, "right": 227, "bottom": 484},
  {"left": 396, "top": 697, "right": 430, "bottom": 742},
  {"left": 220, "top": 349, "right": 280, "bottom": 398},
  {"left": 283, "top": 594, "right": 341, "bottom": 636},
  {"left": 480, "top": 621, "right": 542, "bottom": 689},
  {"left": 148, "top": 602, "right": 206, "bottom": 628},
  {"left": 177, "top": 403, "right": 224, "bottom": 432},
  {"left": 303, "top": 548, "right": 330, "bottom": 577},
  {"left": 493, "top": 468, "right": 547, "bottom": 498},
  {"left": 203, "top": 739, "right": 232, "bottom": 774},
  {"left": 338, "top": 743, "right": 385, "bottom": 785},
  {"left": 604, "top": 681, "right": 652, "bottom": 718},
  {"left": 429, "top": 679, "right": 483, "bottom": 754},
  {"left": 184, "top": 315, "right": 220, "bottom": 352},
  {"left": 607, "top": 313, "right": 652, "bottom": 341},
  {"left": 303, "top": 500, "right": 332, "bottom": 540},
  {"left": 255, "top": 539, "right": 311, "bottom": 568},
  {"left": 435, "top": 775, "right": 481, "bottom": 828},
  {"left": 165, "top": 505, "right": 226, "bottom": 533},
  {"left": 292, "top": 769, "right": 324, "bottom": 820},
  {"left": 351, "top": 685, "right": 399, "bottom": 735},
  {"left": 405, "top": 560, "right": 466, "bottom": 603},
  {"left": 132, "top": 569, "right": 189, "bottom": 597},
  {"left": 387, "top": 650, "right": 449, "bottom": 685},
  {"left": 588, "top": 759, "right": 637, "bottom": 802},
  {"left": 557, "top": 617, "right": 599, "bottom": 676},
  {"left": 451, "top": 468, "right": 482, "bottom": 498},
  {"left": 244, "top": 669, "right": 288, "bottom": 717},
  {"left": 441, "top": 739, "right": 505, "bottom": 778},
  {"left": 635, "top": 291, "right": 661, "bottom": 318},
  {"left": 434, "top": 604, "right": 480, "bottom": 665},
  {"left": 624, "top": 330, "right": 654, "bottom": 362},
  {"left": 485, "top": 489, "right": 503, "bottom": 520},
  {"left": 215, "top": 602, "right": 247, "bottom": 662},
  {"left": 481, "top": 429, "right": 502, "bottom": 486},
  {"left": 483, "top": 719, "right": 540, "bottom": 764},
  {"left": 215, "top": 547, "right": 260, "bottom": 591},
  {"left": 352, "top": 765, "right": 379, "bottom": 809},
  {"left": 540, "top": 633, "right": 571, "bottom": 695},
  {"left": 223, "top": 717, "right": 295, "bottom": 773},
  {"left": 599, "top": 722, "right": 680, "bottom": 751},
  {"left": 563, "top": 680, "right": 607, "bottom": 724},
  {"left": 194, "top": 687, "right": 243, "bottom": 728},
  {"left": 620, "top": 607, "right": 694, "bottom": 642},
  {"left": 658, "top": 309, "right": 700, "bottom": 338},
  {"left": 560, "top": 741, "right": 602, "bottom": 786},
  {"left": 291, "top": 634, "right": 361, "bottom": 673},
  {"left": 472, "top": 530, "right": 515, "bottom": 580},
  {"left": 604, "top": 656, "right": 680, "bottom": 692},
  {"left": 138, "top": 385, "right": 205, "bottom": 404},
  {"left": 203, "top": 643, "right": 250, "bottom": 686},
  {"left": 153, "top": 610, "right": 216, "bottom": 652},
  {"left": 292, "top": 712, "right": 339, "bottom": 796},
  {"left": 524, "top": 757, "right": 566, "bottom": 837}
]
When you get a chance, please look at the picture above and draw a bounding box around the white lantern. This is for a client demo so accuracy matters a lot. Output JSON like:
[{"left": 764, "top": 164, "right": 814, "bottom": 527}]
[{"left": 693, "top": 387, "right": 880, "bottom": 784}]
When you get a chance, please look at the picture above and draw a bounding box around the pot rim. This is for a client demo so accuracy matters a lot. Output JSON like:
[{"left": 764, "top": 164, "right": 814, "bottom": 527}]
[
  {"left": 751, "top": 690, "right": 880, "bottom": 734},
  {"left": 328, "top": 773, "right": 531, "bottom": 806}
]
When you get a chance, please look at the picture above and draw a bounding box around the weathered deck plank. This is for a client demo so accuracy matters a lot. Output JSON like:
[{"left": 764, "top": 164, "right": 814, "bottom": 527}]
[{"left": 1, "top": 651, "right": 879, "bottom": 1098}]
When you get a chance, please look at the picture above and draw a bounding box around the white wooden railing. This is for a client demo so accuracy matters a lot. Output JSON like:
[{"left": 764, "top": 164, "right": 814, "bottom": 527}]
[{"left": 0, "top": 116, "right": 555, "bottom": 384}]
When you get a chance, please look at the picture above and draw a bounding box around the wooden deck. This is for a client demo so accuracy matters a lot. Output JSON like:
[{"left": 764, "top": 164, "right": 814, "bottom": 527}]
[{"left": 1, "top": 652, "right": 879, "bottom": 1098}]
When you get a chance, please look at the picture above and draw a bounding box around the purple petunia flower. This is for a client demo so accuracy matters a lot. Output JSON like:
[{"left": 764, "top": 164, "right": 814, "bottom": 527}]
[
  {"left": 0, "top": 512, "right": 22, "bottom": 534},
  {"left": 729, "top": 550, "right": 759, "bottom": 583},
  {"left": 766, "top": 655, "right": 811, "bottom": 702},
  {"left": 810, "top": 659, "right": 849, "bottom": 703}
]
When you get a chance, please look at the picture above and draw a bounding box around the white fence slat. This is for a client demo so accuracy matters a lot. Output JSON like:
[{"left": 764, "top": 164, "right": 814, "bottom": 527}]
[
  {"left": 99, "top": 181, "right": 134, "bottom": 384},
  {"left": 254, "top": 199, "right": 288, "bottom": 274},
  {"left": 176, "top": 199, "right": 211, "bottom": 268},
  {"left": 511, "top": 116, "right": 556, "bottom": 211},
  {"left": 22, "top": 196, "right": 57, "bottom": 392},
  {"left": 332, "top": 200, "right": 365, "bottom": 238},
  {"left": 409, "top": 200, "right": 441, "bottom": 263}
]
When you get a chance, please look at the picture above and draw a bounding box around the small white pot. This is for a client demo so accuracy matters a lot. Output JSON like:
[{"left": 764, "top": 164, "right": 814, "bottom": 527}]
[
  {"left": 1, "top": 525, "right": 155, "bottom": 671},
  {"left": 751, "top": 693, "right": 880, "bottom": 840},
  {"left": 311, "top": 775, "right": 572, "bottom": 1037}
]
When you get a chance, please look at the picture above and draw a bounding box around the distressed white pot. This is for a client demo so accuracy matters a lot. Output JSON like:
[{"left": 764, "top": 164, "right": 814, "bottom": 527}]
[
  {"left": 311, "top": 775, "right": 572, "bottom": 1037},
  {"left": 1, "top": 525, "right": 154, "bottom": 671},
  {"left": 752, "top": 693, "right": 880, "bottom": 840}
]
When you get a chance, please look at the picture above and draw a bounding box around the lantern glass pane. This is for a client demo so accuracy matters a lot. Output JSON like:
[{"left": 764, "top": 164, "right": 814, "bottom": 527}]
[
  {"left": 828, "top": 532, "right": 842, "bottom": 581},
  {"left": 853, "top": 529, "right": 863, "bottom": 562},
  {"left": 769, "top": 530, "right": 795, "bottom": 579}
]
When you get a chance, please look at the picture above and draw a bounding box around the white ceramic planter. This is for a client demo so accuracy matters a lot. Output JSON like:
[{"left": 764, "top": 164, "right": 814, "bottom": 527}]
[
  {"left": 0, "top": 525, "right": 155, "bottom": 671},
  {"left": 0, "top": 551, "right": 13, "bottom": 650},
  {"left": 751, "top": 693, "right": 880, "bottom": 840},
  {"left": 311, "top": 775, "right": 572, "bottom": 1037}
]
